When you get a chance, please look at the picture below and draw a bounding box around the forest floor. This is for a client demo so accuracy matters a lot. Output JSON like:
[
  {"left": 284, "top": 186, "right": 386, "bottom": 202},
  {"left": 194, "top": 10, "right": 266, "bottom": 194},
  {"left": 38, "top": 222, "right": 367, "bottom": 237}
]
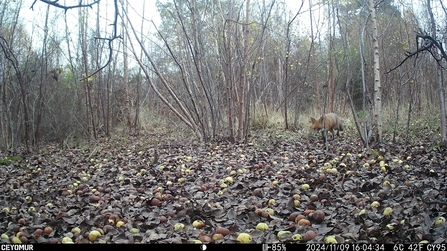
[{"left": 0, "top": 129, "right": 446, "bottom": 244}]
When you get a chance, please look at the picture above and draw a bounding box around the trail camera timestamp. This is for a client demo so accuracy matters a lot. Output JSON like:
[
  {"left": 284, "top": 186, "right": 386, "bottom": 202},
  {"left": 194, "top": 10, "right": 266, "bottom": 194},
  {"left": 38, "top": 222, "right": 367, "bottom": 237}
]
[
  {"left": 302, "top": 244, "right": 446, "bottom": 251},
  {"left": 306, "top": 244, "right": 384, "bottom": 251}
]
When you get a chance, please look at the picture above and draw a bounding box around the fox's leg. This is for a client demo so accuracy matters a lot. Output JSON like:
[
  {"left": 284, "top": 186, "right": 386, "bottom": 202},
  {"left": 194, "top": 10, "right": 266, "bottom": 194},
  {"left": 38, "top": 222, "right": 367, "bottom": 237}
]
[
  {"left": 321, "top": 130, "right": 327, "bottom": 143},
  {"left": 330, "top": 129, "right": 335, "bottom": 140}
]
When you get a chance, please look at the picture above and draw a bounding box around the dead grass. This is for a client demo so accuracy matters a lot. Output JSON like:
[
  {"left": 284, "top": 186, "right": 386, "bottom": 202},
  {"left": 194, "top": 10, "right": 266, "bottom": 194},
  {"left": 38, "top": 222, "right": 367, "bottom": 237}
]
[{"left": 134, "top": 102, "right": 443, "bottom": 145}]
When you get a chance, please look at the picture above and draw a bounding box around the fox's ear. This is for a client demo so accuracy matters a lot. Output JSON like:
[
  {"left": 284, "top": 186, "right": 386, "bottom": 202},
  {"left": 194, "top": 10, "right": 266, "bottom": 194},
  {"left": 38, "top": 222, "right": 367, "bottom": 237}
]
[{"left": 310, "top": 117, "right": 316, "bottom": 123}]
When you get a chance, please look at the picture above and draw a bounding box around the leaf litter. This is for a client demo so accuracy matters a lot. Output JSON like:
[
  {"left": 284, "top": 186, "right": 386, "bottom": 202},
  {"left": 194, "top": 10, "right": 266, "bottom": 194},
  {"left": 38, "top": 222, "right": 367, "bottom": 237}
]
[{"left": 0, "top": 133, "right": 446, "bottom": 244}]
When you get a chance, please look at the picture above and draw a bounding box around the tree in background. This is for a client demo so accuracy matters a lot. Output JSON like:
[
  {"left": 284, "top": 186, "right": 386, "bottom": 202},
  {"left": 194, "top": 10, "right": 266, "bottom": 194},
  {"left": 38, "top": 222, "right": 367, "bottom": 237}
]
[
  {"left": 369, "top": 0, "right": 383, "bottom": 144},
  {"left": 1, "top": 0, "right": 446, "bottom": 151}
]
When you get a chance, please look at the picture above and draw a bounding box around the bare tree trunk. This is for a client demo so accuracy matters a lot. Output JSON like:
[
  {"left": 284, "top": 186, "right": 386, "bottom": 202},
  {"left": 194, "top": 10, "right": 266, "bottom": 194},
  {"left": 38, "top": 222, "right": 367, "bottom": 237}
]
[
  {"left": 122, "top": 9, "right": 202, "bottom": 140},
  {"left": 284, "top": 8, "right": 301, "bottom": 131},
  {"left": 393, "top": 73, "right": 413, "bottom": 143},
  {"left": 309, "top": 0, "right": 320, "bottom": 112},
  {"left": 326, "top": 1, "right": 337, "bottom": 113},
  {"left": 133, "top": 0, "right": 146, "bottom": 132},
  {"left": 170, "top": 0, "right": 217, "bottom": 141},
  {"left": 335, "top": 0, "right": 366, "bottom": 147},
  {"left": 405, "top": 81, "right": 415, "bottom": 144},
  {"left": 34, "top": 5, "right": 51, "bottom": 147},
  {"left": 237, "top": 0, "right": 250, "bottom": 140},
  {"left": 436, "top": 69, "right": 447, "bottom": 144},
  {"left": 224, "top": 2, "right": 235, "bottom": 143},
  {"left": 189, "top": 0, "right": 211, "bottom": 141},
  {"left": 359, "top": 17, "right": 374, "bottom": 147},
  {"left": 427, "top": 0, "right": 447, "bottom": 144},
  {"left": 63, "top": 6, "right": 82, "bottom": 141},
  {"left": 369, "top": 0, "right": 383, "bottom": 144},
  {"left": 80, "top": 9, "right": 96, "bottom": 139},
  {"left": 122, "top": 1, "right": 132, "bottom": 132},
  {"left": 0, "top": 36, "right": 31, "bottom": 152},
  {"left": 95, "top": 2, "right": 108, "bottom": 137},
  {"left": 283, "top": 24, "right": 290, "bottom": 131},
  {"left": 0, "top": 2, "right": 30, "bottom": 151}
]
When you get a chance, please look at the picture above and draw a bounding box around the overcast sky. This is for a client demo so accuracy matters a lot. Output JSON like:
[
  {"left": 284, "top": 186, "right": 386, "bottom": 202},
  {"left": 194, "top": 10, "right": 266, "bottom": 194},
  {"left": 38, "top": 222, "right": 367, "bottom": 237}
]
[
  {"left": 14, "top": 0, "right": 437, "bottom": 70},
  {"left": 20, "top": 0, "right": 314, "bottom": 35}
]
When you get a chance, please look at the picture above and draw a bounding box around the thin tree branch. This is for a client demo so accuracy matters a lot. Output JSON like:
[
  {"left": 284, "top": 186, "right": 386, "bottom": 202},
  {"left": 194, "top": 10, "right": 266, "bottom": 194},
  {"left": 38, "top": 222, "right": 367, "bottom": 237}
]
[
  {"left": 386, "top": 32, "right": 447, "bottom": 74},
  {"left": 31, "top": 0, "right": 120, "bottom": 81},
  {"left": 31, "top": 0, "right": 100, "bottom": 12}
]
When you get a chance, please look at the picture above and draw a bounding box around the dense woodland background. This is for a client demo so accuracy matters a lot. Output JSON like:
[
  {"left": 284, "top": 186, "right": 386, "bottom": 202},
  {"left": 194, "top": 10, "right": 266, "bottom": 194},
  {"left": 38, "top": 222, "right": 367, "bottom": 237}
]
[
  {"left": 2, "top": 0, "right": 447, "bottom": 245},
  {"left": 1, "top": 0, "right": 447, "bottom": 151}
]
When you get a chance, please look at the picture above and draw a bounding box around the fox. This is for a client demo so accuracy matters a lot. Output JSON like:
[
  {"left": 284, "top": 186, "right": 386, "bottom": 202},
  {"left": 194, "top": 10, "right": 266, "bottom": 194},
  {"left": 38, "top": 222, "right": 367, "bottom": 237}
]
[{"left": 310, "top": 113, "right": 344, "bottom": 142}]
